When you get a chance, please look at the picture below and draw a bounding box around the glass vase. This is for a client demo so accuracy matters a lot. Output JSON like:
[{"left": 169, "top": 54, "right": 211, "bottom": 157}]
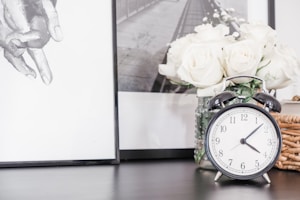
[{"left": 194, "top": 96, "right": 215, "bottom": 170}]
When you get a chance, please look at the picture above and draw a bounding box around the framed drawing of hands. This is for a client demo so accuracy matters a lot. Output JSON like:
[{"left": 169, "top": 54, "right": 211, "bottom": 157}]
[{"left": 0, "top": 0, "right": 119, "bottom": 166}]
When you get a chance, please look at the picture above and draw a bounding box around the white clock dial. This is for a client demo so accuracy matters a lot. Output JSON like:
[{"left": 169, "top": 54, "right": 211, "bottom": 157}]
[{"left": 206, "top": 104, "right": 281, "bottom": 180}]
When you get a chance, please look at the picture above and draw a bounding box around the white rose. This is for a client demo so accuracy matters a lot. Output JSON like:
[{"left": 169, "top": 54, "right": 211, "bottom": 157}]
[
  {"left": 257, "top": 44, "right": 300, "bottom": 89},
  {"left": 158, "top": 35, "right": 193, "bottom": 83},
  {"left": 223, "top": 39, "right": 263, "bottom": 83},
  {"left": 159, "top": 24, "right": 230, "bottom": 83},
  {"left": 177, "top": 44, "right": 224, "bottom": 89},
  {"left": 240, "top": 22, "right": 278, "bottom": 55}
]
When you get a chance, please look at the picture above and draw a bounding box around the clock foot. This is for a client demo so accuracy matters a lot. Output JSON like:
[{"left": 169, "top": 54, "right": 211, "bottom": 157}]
[
  {"left": 262, "top": 173, "right": 271, "bottom": 184},
  {"left": 214, "top": 171, "right": 223, "bottom": 182}
]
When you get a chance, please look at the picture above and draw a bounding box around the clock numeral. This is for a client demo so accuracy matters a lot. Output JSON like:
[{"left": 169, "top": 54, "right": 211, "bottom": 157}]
[
  {"left": 267, "top": 139, "right": 272, "bottom": 146},
  {"left": 228, "top": 159, "right": 233, "bottom": 166},
  {"left": 267, "top": 139, "right": 274, "bottom": 146},
  {"left": 255, "top": 117, "right": 258, "bottom": 124},
  {"left": 241, "top": 114, "right": 248, "bottom": 121},
  {"left": 241, "top": 162, "right": 245, "bottom": 169},
  {"left": 215, "top": 137, "right": 221, "bottom": 145},
  {"left": 218, "top": 150, "right": 224, "bottom": 157},
  {"left": 220, "top": 125, "right": 227, "bottom": 133}
]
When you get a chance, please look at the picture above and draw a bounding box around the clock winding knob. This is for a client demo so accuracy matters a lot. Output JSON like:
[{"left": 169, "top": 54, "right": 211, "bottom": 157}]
[
  {"left": 253, "top": 93, "right": 281, "bottom": 113},
  {"left": 208, "top": 91, "right": 236, "bottom": 110}
]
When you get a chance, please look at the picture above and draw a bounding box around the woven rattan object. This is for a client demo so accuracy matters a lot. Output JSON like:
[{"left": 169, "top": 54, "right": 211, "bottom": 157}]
[{"left": 272, "top": 113, "right": 300, "bottom": 171}]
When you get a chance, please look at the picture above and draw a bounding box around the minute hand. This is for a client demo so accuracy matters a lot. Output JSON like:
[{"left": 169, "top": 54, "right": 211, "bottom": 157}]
[{"left": 244, "top": 123, "right": 264, "bottom": 140}]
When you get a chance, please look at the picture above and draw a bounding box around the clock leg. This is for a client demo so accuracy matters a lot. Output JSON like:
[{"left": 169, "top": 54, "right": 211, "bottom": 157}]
[
  {"left": 262, "top": 173, "right": 271, "bottom": 184},
  {"left": 214, "top": 171, "right": 223, "bottom": 182}
]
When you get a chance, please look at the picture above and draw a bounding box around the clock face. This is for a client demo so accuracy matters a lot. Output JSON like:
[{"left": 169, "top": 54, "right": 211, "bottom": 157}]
[{"left": 205, "top": 103, "right": 281, "bottom": 180}]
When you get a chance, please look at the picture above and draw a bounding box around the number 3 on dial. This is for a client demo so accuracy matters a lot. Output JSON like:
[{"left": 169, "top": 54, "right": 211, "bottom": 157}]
[{"left": 205, "top": 103, "right": 281, "bottom": 183}]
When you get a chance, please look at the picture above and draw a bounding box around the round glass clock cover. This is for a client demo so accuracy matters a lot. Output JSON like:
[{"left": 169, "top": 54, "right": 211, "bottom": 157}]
[{"left": 205, "top": 103, "right": 281, "bottom": 180}]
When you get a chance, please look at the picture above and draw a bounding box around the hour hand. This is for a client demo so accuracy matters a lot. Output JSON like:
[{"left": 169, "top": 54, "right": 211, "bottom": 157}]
[{"left": 240, "top": 138, "right": 260, "bottom": 153}]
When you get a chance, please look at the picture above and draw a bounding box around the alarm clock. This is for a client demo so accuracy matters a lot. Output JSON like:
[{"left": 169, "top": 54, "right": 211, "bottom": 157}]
[{"left": 205, "top": 76, "right": 282, "bottom": 183}]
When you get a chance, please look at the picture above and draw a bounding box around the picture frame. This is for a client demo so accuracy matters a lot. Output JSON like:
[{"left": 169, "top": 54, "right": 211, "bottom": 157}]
[
  {"left": 117, "top": 0, "right": 275, "bottom": 159},
  {"left": 0, "top": 0, "right": 119, "bottom": 167}
]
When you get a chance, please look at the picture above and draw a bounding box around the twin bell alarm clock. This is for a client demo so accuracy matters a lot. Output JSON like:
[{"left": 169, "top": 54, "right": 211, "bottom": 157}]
[{"left": 204, "top": 75, "right": 282, "bottom": 184}]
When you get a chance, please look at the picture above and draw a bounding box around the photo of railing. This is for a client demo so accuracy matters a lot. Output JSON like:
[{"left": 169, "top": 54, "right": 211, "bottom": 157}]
[{"left": 116, "top": 0, "right": 247, "bottom": 93}]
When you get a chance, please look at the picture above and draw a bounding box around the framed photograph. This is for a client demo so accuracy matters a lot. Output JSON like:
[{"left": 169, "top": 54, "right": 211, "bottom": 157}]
[
  {"left": 116, "top": 0, "right": 275, "bottom": 158},
  {"left": 0, "top": 0, "right": 119, "bottom": 166}
]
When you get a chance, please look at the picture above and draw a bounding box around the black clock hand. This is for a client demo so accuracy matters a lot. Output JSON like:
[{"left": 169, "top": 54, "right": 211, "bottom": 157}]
[
  {"left": 244, "top": 123, "right": 264, "bottom": 140},
  {"left": 240, "top": 138, "right": 260, "bottom": 153},
  {"left": 246, "top": 142, "right": 261, "bottom": 153},
  {"left": 231, "top": 124, "right": 264, "bottom": 151}
]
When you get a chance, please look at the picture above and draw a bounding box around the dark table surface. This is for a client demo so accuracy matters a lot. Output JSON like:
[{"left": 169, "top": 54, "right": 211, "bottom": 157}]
[
  {"left": 0, "top": 159, "right": 299, "bottom": 200},
  {"left": 115, "top": 159, "right": 300, "bottom": 200}
]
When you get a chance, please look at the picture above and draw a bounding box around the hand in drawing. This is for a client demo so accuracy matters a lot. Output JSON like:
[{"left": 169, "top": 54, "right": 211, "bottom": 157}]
[{"left": 0, "top": 0, "right": 63, "bottom": 85}]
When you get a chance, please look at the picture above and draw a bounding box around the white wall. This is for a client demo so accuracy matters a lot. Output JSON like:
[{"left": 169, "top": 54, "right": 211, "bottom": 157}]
[{"left": 275, "top": 0, "right": 300, "bottom": 101}]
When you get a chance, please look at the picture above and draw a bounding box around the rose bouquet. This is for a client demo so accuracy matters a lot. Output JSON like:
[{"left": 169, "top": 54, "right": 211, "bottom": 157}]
[{"left": 159, "top": 22, "right": 300, "bottom": 99}]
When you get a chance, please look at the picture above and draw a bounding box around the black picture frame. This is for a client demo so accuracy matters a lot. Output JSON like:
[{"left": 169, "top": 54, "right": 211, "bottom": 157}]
[
  {"left": 268, "top": 0, "right": 275, "bottom": 29},
  {"left": 117, "top": 0, "right": 275, "bottom": 160}
]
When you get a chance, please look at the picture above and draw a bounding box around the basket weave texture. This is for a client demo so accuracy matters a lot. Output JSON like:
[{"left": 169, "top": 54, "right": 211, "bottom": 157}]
[{"left": 272, "top": 113, "right": 300, "bottom": 171}]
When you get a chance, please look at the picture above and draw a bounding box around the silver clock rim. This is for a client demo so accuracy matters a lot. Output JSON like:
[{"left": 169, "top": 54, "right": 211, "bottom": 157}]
[{"left": 205, "top": 103, "right": 282, "bottom": 180}]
